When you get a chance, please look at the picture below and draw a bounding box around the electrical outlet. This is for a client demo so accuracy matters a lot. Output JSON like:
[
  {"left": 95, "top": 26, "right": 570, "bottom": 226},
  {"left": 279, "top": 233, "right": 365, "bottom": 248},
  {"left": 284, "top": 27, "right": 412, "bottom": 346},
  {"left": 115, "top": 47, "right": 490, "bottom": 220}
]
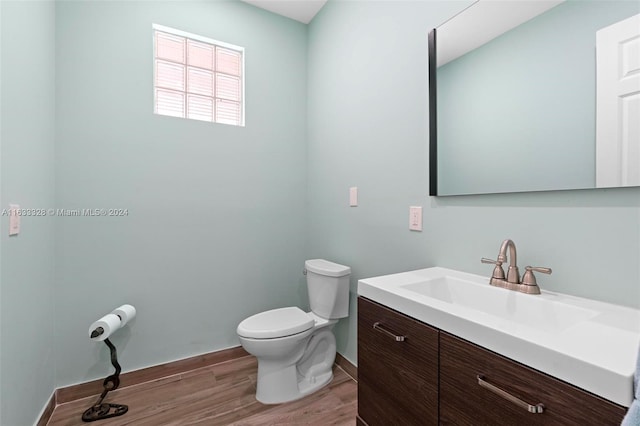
[{"left": 409, "top": 206, "right": 422, "bottom": 231}]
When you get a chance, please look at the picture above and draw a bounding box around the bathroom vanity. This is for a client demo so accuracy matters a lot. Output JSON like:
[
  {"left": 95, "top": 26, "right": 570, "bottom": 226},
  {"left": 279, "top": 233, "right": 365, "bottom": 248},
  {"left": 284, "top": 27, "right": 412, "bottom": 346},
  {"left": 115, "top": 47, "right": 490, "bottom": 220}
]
[{"left": 356, "top": 268, "right": 639, "bottom": 426}]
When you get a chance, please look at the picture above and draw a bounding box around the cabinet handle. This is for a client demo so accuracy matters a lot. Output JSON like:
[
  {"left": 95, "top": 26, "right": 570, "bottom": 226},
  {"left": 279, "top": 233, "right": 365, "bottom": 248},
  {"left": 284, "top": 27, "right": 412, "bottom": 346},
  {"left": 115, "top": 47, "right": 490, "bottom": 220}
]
[
  {"left": 477, "top": 375, "right": 544, "bottom": 414},
  {"left": 372, "top": 322, "right": 406, "bottom": 342}
]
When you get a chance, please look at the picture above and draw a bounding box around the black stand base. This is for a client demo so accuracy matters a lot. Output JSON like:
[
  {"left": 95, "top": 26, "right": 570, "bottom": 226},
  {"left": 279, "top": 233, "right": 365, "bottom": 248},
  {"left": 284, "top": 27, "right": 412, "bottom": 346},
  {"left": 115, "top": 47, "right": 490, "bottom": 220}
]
[
  {"left": 82, "top": 403, "right": 128, "bottom": 422},
  {"left": 81, "top": 338, "right": 128, "bottom": 422}
]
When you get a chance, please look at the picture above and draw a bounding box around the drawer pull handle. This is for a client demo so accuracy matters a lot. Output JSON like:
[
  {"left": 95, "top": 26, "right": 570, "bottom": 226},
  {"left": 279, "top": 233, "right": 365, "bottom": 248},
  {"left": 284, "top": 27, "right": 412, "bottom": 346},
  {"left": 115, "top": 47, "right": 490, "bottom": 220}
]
[
  {"left": 372, "top": 322, "right": 406, "bottom": 342},
  {"left": 477, "top": 375, "right": 544, "bottom": 414}
]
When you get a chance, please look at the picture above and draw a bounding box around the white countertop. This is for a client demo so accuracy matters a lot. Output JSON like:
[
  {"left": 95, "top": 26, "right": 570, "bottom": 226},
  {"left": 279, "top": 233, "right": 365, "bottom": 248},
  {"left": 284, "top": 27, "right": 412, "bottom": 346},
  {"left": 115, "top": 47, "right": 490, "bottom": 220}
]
[{"left": 358, "top": 267, "right": 640, "bottom": 407}]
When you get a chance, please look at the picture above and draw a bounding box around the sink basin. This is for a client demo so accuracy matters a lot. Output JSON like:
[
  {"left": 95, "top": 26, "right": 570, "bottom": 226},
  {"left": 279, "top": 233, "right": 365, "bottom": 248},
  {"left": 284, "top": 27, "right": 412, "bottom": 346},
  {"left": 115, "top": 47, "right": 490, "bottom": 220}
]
[
  {"left": 358, "top": 267, "right": 640, "bottom": 407},
  {"left": 402, "top": 276, "right": 597, "bottom": 333}
]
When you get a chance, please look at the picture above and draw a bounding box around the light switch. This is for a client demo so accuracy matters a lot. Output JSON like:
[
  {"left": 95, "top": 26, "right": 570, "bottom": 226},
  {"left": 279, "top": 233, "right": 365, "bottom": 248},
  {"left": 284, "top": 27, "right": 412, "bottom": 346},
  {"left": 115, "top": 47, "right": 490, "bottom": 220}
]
[
  {"left": 409, "top": 206, "right": 422, "bottom": 231},
  {"left": 349, "top": 187, "right": 358, "bottom": 207},
  {"left": 9, "top": 204, "right": 20, "bottom": 236}
]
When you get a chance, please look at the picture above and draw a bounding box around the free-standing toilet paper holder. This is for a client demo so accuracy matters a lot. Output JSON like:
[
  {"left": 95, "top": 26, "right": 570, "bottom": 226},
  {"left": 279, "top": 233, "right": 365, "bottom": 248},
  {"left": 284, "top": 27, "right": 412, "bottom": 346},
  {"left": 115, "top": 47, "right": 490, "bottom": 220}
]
[
  {"left": 81, "top": 334, "right": 128, "bottom": 421},
  {"left": 83, "top": 305, "right": 136, "bottom": 422},
  {"left": 82, "top": 327, "right": 129, "bottom": 422}
]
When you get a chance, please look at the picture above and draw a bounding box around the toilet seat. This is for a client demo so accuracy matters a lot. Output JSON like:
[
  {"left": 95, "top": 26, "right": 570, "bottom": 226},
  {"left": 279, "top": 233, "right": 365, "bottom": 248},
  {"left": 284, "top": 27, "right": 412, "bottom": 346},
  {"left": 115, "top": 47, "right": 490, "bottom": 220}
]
[{"left": 237, "top": 307, "right": 314, "bottom": 339}]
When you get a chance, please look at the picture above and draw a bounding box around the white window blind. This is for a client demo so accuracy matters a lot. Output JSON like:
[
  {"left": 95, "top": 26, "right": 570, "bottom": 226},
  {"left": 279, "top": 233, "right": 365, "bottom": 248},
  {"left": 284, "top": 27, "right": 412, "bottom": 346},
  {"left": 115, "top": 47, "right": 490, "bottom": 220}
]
[{"left": 153, "top": 24, "right": 244, "bottom": 126}]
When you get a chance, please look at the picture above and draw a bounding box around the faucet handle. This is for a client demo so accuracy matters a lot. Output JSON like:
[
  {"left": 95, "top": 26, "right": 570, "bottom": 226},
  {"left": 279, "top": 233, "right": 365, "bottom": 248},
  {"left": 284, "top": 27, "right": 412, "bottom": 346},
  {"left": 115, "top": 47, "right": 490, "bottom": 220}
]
[
  {"left": 522, "top": 266, "right": 552, "bottom": 286},
  {"left": 481, "top": 258, "right": 505, "bottom": 280}
]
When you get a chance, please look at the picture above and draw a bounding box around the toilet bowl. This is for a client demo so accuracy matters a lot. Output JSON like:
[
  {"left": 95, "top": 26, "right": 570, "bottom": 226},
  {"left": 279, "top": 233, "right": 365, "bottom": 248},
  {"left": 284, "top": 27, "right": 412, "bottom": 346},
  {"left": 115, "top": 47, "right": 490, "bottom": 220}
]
[{"left": 237, "top": 259, "right": 350, "bottom": 404}]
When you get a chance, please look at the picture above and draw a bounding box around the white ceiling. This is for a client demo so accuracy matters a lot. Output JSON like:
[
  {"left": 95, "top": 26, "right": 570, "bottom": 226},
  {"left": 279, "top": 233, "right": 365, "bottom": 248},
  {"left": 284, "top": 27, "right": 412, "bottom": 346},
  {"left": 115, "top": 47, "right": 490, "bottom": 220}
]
[
  {"left": 437, "top": 0, "right": 564, "bottom": 66},
  {"left": 241, "top": 0, "right": 328, "bottom": 24}
]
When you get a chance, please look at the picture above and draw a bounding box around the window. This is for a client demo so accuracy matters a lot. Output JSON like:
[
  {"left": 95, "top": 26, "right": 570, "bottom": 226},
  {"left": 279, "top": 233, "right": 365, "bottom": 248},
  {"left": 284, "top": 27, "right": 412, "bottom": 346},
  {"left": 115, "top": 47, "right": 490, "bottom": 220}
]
[{"left": 153, "top": 24, "right": 244, "bottom": 126}]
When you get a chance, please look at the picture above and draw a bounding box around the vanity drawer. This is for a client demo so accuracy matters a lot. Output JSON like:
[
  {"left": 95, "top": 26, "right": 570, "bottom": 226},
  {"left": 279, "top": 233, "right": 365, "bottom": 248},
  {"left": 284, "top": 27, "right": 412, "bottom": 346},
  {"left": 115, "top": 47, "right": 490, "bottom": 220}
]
[
  {"left": 357, "top": 297, "right": 439, "bottom": 426},
  {"left": 439, "top": 332, "right": 626, "bottom": 426}
]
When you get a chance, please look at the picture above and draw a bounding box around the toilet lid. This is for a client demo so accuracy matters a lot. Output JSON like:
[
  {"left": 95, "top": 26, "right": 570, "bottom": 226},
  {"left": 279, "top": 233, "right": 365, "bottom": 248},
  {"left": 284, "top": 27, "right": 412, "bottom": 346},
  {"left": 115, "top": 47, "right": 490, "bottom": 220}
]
[{"left": 237, "top": 307, "right": 314, "bottom": 339}]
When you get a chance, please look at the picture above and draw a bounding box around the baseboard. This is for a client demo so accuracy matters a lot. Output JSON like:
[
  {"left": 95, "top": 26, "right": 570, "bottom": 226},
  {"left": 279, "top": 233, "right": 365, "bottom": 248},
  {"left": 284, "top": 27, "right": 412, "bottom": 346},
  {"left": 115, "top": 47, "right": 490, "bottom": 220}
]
[
  {"left": 335, "top": 352, "right": 357, "bottom": 381},
  {"left": 55, "top": 345, "right": 249, "bottom": 404},
  {"left": 34, "top": 391, "right": 56, "bottom": 426}
]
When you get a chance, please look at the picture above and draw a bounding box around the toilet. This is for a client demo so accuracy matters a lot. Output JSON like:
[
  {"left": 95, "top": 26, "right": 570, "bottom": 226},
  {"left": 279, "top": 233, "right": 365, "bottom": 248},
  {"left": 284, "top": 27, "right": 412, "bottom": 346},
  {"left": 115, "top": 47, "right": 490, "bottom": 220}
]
[{"left": 237, "top": 259, "right": 351, "bottom": 404}]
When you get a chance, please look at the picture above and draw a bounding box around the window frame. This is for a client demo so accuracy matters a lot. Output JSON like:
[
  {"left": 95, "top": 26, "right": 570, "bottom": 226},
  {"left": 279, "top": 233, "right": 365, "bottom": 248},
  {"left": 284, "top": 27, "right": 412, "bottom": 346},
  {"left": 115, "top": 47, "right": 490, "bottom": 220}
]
[{"left": 152, "top": 23, "right": 245, "bottom": 127}]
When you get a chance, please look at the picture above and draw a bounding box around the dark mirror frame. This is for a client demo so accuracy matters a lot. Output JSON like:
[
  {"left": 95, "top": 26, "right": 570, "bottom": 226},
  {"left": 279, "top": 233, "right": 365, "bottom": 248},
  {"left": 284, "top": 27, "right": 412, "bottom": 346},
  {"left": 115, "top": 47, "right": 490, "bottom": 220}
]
[{"left": 428, "top": 29, "right": 438, "bottom": 196}]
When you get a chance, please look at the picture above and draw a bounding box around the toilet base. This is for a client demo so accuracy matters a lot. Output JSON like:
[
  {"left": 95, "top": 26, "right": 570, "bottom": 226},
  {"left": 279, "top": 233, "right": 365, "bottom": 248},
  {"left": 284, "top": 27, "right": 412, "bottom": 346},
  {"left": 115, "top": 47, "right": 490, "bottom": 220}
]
[
  {"left": 297, "top": 369, "right": 333, "bottom": 397},
  {"left": 255, "top": 329, "right": 337, "bottom": 405},
  {"left": 256, "top": 363, "right": 334, "bottom": 405}
]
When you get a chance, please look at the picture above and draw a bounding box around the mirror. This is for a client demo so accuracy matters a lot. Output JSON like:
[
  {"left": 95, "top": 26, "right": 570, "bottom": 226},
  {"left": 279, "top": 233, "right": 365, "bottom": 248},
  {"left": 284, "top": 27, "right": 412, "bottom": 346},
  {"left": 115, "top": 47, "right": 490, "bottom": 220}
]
[{"left": 429, "top": 0, "right": 640, "bottom": 196}]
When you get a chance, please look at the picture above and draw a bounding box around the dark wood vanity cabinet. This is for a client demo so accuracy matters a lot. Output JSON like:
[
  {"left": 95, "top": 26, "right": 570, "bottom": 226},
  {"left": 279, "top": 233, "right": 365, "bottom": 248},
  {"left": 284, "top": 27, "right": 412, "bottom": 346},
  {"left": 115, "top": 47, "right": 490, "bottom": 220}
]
[
  {"left": 357, "top": 296, "right": 627, "bottom": 426},
  {"left": 440, "top": 332, "right": 626, "bottom": 425},
  {"left": 357, "top": 297, "right": 439, "bottom": 426}
]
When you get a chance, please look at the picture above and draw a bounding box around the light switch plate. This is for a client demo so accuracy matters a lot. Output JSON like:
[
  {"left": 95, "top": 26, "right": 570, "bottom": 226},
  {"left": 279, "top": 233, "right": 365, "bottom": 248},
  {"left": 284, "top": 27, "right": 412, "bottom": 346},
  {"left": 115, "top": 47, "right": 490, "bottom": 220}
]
[
  {"left": 350, "top": 187, "right": 358, "bottom": 207},
  {"left": 409, "top": 206, "right": 422, "bottom": 231},
  {"left": 9, "top": 204, "right": 20, "bottom": 236}
]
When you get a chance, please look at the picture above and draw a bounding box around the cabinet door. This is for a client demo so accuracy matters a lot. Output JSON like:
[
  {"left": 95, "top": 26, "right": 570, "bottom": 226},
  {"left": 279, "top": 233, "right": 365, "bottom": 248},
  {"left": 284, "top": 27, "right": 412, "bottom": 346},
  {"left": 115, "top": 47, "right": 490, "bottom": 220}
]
[
  {"left": 357, "top": 297, "right": 439, "bottom": 426},
  {"left": 440, "top": 332, "right": 626, "bottom": 425}
]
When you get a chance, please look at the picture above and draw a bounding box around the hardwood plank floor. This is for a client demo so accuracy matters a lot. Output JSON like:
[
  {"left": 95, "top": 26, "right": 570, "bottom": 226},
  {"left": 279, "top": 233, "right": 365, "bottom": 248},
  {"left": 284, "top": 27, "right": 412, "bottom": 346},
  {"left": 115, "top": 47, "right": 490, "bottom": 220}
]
[{"left": 47, "top": 356, "right": 357, "bottom": 426}]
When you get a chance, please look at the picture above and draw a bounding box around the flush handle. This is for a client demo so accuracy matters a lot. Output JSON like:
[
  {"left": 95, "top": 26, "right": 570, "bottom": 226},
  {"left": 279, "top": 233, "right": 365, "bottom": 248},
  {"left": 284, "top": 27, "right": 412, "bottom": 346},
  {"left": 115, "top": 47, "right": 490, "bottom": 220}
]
[
  {"left": 373, "top": 322, "right": 406, "bottom": 342},
  {"left": 477, "top": 375, "right": 544, "bottom": 414}
]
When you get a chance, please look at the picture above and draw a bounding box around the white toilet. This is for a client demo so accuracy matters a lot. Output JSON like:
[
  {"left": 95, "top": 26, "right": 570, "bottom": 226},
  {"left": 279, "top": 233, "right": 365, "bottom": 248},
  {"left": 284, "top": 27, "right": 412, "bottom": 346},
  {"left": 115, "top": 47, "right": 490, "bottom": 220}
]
[{"left": 237, "top": 259, "right": 351, "bottom": 404}]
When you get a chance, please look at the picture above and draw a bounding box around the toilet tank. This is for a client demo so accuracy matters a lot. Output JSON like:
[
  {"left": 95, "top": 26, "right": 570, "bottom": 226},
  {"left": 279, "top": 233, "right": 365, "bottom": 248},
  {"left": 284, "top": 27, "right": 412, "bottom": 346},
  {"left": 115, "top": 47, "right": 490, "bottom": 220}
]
[{"left": 305, "top": 259, "right": 351, "bottom": 319}]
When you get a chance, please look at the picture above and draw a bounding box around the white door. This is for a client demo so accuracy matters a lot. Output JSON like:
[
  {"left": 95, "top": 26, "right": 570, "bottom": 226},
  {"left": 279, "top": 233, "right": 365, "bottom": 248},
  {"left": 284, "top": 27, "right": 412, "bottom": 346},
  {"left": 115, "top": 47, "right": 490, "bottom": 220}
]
[{"left": 596, "top": 13, "right": 640, "bottom": 188}]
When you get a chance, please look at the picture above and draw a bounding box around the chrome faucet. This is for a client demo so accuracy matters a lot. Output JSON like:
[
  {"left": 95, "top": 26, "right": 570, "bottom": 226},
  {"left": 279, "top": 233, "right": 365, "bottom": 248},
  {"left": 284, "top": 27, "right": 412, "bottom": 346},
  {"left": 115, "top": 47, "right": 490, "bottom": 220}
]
[{"left": 481, "top": 239, "right": 551, "bottom": 295}]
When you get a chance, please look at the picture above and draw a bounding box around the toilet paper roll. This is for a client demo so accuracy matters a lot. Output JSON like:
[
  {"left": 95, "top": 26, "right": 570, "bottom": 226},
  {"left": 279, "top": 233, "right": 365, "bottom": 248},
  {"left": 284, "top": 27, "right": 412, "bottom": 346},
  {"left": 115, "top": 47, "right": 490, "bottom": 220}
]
[
  {"left": 111, "top": 304, "right": 136, "bottom": 327},
  {"left": 89, "top": 314, "right": 122, "bottom": 341}
]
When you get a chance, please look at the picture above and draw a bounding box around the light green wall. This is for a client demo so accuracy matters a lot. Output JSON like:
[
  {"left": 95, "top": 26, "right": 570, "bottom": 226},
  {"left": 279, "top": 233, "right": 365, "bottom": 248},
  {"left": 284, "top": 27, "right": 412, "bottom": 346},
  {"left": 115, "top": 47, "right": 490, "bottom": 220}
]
[
  {"left": 308, "top": 0, "right": 640, "bottom": 365},
  {"left": 0, "top": 1, "right": 56, "bottom": 425},
  {"left": 438, "top": 0, "right": 640, "bottom": 194},
  {"left": 54, "top": 0, "right": 308, "bottom": 387},
  {"left": 1, "top": 1, "right": 639, "bottom": 421}
]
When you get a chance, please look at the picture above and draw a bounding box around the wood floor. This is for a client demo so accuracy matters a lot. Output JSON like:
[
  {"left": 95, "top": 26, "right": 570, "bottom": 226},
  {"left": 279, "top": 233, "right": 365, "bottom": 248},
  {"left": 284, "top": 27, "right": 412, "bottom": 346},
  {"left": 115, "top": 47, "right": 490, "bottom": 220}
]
[{"left": 47, "top": 356, "right": 357, "bottom": 426}]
